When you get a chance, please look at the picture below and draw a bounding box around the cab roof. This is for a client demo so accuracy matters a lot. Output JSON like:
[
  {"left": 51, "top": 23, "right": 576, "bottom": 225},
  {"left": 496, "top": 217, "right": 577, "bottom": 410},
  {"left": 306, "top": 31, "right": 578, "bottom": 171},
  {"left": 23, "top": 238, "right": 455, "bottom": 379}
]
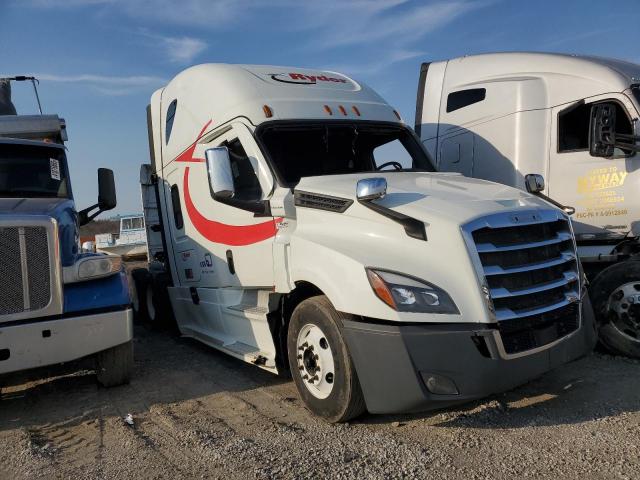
[
  {"left": 435, "top": 52, "right": 640, "bottom": 108},
  {"left": 154, "top": 64, "right": 401, "bottom": 163}
]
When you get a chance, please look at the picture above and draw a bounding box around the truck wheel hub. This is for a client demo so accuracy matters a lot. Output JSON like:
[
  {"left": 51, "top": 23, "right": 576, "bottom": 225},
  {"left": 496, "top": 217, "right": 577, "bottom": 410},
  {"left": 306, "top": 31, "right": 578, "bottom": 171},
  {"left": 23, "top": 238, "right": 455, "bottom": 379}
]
[
  {"left": 296, "top": 324, "right": 335, "bottom": 399},
  {"left": 607, "top": 282, "right": 640, "bottom": 339}
]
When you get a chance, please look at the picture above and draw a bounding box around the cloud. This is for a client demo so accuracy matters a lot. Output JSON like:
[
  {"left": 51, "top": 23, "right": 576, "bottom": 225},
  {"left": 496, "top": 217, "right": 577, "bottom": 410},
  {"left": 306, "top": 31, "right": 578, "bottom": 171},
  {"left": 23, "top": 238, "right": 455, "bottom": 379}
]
[
  {"left": 162, "top": 36, "right": 207, "bottom": 63},
  {"left": 301, "top": 1, "right": 489, "bottom": 50},
  {"left": 327, "top": 49, "right": 426, "bottom": 77},
  {"left": 137, "top": 31, "right": 207, "bottom": 63},
  {"left": 17, "top": 73, "right": 167, "bottom": 95}
]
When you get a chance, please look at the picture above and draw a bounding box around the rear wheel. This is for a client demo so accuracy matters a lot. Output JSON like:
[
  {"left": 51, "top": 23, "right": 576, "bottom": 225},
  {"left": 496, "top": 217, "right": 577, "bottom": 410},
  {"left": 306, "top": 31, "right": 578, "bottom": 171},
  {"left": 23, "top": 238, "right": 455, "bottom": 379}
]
[
  {"left": 590, "top": 261, "right": 640, "bottom": 358},
  {"left": 287, "top": 296, "right": 366, "bottom": 422},
  {"left": 95, "top": 341, "right": 133, "bottom": 387},
  {"left": 145, "top": 283, "right": 157, "bottom": 323},
  {"left": 130, "top": 268, "right": 149, "bottom": 323}
]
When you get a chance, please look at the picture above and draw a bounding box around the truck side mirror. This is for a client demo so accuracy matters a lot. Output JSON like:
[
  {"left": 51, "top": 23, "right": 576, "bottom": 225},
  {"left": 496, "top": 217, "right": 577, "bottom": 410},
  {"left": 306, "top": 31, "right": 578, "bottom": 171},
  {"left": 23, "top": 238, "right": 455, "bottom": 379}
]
[
  {"left": 78, "top": 168, "right": 117, "bottom": 226},
  {"left": 589, "top": 102, "right": 617, "bottom": 158},
  {"left": 356, "top": 177, "right": 387, "bottom": 201},
  {"left": 98, "top": 168, "right": 117, "bottom": 211},
  {"left": 205, "top": 147, "right": 235, "bottom": 199},
  {"left": 524, "top": 174, "right": 544, "bottom": 194}
]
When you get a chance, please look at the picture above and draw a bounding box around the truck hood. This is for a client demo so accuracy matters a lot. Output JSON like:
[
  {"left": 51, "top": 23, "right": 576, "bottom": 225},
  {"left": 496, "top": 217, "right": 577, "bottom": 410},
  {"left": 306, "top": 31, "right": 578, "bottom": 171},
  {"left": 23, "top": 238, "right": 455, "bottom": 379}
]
[
  {"left": 0, "top": 197, "right": 78, "bottom": 266},
  {"left": 296, "top": 171, "right": 555, "bottom": 224}
]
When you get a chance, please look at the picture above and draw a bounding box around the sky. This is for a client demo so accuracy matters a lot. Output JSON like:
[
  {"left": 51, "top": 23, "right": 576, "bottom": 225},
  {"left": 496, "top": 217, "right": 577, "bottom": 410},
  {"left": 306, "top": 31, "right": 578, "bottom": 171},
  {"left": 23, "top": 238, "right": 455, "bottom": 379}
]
[{"left": 1, "top": 0, "right": 639, "bottom": 216}]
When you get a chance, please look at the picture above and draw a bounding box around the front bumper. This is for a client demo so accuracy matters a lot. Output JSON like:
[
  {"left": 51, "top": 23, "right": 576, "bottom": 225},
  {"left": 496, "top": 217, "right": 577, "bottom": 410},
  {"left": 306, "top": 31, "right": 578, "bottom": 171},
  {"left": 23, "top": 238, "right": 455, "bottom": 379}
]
[
  {"left": 342, "top": 296, "right": 597, "bottom": 414},
  {"left": 0, "top": 308, "right": 133, "bottom": 376}
]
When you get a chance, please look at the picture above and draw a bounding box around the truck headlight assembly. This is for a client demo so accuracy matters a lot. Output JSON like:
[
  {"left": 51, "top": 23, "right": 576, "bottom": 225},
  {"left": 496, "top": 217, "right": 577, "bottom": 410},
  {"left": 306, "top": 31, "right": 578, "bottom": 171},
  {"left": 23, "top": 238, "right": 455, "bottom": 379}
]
[
  {"left": 366, "top": 268, "right": 459, "bottom": 314},
  {"left": 64, "top": 255, "right": 123, "bottom": 283}
]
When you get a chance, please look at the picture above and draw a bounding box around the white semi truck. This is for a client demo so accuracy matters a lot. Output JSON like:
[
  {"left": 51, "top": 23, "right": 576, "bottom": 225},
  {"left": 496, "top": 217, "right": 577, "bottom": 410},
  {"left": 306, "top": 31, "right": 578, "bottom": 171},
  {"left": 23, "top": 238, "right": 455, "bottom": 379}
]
[
  {"left": 133, "top": 64, "right": 596, "bottom": 422},
  {"left": 414, "top": 52, "right": 640, "bottom": 357}
]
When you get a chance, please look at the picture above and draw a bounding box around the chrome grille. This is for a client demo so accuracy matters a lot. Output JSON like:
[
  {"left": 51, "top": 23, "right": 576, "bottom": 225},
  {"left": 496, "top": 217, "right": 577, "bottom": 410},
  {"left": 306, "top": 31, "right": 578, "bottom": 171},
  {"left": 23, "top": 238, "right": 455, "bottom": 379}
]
[
  {"left": 0, "top": 227, "right": 24, "bottom": 315},
  {"left": 0, "top": 223, "right": 54, "bottom": 319},
  {"left": 466, "top": 210, "right": 580, "bottom": 356},
  {"left": 24, "top": 226, "right": 51, "bottom": 310}
]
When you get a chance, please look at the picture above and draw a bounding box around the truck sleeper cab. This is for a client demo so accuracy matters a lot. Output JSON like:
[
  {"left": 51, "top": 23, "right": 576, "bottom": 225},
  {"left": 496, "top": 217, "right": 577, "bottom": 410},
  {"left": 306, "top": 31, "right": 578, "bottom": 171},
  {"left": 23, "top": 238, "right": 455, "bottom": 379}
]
[
  {"left": 139, "top": 64, "right": 596, "bottom": 422},
  {"left": 0, "top": 78, "right": 133, "bottom": 388},
  {"left": 414, "top": 52, "right": 640, "bottom": 357}
]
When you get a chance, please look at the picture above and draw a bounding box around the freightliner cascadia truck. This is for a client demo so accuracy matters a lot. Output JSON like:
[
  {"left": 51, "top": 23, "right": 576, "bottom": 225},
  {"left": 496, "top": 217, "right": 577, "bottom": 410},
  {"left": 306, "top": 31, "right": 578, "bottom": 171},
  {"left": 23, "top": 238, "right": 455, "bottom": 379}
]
[
  {"left": 414, "top": 52, "right": 640, "bottom": 357},
  {"left": 0, "top": 77, "right": 133, "bottom": 387},
  {"left": 133, "top": 64, "right": 596, "bottom": 422}
]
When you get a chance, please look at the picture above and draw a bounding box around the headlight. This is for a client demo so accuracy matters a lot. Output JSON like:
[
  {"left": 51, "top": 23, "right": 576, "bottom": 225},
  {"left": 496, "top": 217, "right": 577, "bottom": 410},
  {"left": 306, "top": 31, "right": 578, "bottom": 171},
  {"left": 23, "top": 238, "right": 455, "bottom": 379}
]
[
  {"left": 365, "top": 268, "right": 459, "bottom": 314},
  {"left": 63, "top": 255, "right": 122, "bottom": 283}
]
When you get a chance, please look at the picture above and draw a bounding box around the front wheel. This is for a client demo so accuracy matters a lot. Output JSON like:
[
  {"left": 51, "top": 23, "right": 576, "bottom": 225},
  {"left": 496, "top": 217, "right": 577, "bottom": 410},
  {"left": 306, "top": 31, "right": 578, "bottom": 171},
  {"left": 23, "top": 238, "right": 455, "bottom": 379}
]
[
  {"left": 590, "top": 261, "right": 640, "bottom": 358},
  {"left": 95, "top": 341, "right": 133, "bottom": 387},
  {"left": 287, "top": 296, "right": 366, "bottom": 422}
]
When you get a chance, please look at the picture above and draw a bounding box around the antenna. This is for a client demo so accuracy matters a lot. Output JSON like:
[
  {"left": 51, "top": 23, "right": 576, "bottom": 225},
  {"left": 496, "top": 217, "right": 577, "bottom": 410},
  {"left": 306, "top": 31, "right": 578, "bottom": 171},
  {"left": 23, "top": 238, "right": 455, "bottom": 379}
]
[{"left": 2, "top": 76, "right": 43, "bottom": 114}]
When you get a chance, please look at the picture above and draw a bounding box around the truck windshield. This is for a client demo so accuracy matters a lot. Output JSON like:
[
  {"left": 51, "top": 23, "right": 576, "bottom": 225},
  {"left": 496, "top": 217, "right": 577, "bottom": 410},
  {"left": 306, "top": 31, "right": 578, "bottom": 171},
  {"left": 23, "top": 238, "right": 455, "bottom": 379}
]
[
  {"left": 257, "top": 122, "right": 435, "bottom": 186},
  {"left": 0, "top": 144, "right": 70, "bottom": 198}
]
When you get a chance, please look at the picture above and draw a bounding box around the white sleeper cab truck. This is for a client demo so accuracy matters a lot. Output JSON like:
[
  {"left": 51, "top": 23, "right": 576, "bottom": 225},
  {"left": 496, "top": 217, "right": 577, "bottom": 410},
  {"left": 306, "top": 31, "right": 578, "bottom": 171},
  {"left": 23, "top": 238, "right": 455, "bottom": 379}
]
[
  {"left": 135, "top": 64, "right": 596, "bottom": 422},
  {"left": 0, "top": 78, "right": 133, "bottom": 388},
  {"left": 415, "top": 52, "right": 640, "bottom": 357}
]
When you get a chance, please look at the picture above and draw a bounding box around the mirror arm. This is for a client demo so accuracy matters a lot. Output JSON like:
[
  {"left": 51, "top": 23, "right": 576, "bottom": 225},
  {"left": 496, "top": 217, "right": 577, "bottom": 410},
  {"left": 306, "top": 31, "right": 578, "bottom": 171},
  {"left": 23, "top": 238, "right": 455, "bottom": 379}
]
[
  {"left": 358, "top": 198, "right": 427, "bottom": 241},
  {"left": 530, "top": 192, "right": 575, "bottom": 216},
  {"left": 77, "top": 203, "right": 104, "bottom": 226},
  {"left": 604, "top": 133, "right": 640, "bottom": 152}
]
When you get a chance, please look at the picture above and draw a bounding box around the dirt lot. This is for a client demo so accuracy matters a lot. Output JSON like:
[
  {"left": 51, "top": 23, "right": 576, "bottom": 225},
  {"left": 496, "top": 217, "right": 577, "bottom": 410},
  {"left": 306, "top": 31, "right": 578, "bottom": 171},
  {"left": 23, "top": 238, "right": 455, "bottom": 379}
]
[{"left": 1, "top": 324, "right": 639, "bottom": 480}]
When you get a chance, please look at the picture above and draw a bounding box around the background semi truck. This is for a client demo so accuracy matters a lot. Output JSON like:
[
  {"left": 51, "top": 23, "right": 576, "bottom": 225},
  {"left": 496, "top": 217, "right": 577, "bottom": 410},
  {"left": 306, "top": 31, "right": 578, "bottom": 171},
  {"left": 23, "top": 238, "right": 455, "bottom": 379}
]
[
  {"left": 414, "top": 52, "right": 640, "bottom": 358},
  {"left": 0, "top": 77, "right": 133, "bottom": 387},
  {"left": 132, "top": 64, "right": 596, "bottom": 422}
]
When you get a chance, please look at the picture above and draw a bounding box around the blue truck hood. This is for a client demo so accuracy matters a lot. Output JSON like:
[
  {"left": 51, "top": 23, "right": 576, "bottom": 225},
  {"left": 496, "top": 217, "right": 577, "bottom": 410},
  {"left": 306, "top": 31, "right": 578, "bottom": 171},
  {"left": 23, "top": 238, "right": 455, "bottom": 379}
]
[{"left": 0, "top": 197, "right": 78, "bottom": 266}]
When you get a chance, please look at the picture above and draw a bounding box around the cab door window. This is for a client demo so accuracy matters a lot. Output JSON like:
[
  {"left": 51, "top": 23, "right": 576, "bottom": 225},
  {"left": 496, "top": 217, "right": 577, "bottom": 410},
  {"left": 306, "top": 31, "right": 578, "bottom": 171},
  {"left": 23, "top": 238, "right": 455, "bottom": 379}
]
[
  {"left": 558, "top": 101, "right": 634, "bottom": 156},
  {"left": 221, "top": 138, "right": 262, "bottom": 201}
]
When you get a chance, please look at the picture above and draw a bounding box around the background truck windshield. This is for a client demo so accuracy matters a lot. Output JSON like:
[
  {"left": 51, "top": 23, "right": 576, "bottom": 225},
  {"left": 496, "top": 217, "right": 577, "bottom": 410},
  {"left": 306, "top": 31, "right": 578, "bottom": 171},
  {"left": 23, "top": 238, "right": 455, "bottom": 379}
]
[
  {"left": 258, "top": 122, "right": 435, "bottom": 186},
  {"left": 0, "top": 144, "right": 70, "bottom": 198}
]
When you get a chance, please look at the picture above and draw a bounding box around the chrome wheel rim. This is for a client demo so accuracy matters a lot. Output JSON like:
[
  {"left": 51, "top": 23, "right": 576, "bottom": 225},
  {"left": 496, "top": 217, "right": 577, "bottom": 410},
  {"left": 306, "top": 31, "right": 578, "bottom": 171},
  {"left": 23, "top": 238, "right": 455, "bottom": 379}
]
[
  {"left": 296, "top": 324, "right": 335, "bottom": 399},
  {"left": 607, "top": 281, "right": 640, "bottom": 342}
]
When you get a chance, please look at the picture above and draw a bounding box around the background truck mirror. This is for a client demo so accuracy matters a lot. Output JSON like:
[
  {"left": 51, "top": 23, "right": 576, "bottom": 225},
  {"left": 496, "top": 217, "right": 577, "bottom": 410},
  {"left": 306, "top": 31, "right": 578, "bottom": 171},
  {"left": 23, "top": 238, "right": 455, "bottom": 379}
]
[
  {"left": 589, "top": 102, "right": 617, "bottom": 158},
  {"left": 98, "top": 168, "right": 117, "bottom": 211},
  {"left": 524, "top": 174, "right": 544, "bottom": 193},
  {"left": 205, "top": 147, "right": 235, "bottom": 199}
]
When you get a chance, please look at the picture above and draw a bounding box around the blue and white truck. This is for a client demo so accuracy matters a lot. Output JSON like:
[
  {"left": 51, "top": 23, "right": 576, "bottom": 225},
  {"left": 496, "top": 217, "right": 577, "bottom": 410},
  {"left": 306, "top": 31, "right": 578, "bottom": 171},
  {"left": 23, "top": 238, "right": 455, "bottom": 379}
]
[{"left": 0, "top": 77, "right": 133, "bottom": 387}]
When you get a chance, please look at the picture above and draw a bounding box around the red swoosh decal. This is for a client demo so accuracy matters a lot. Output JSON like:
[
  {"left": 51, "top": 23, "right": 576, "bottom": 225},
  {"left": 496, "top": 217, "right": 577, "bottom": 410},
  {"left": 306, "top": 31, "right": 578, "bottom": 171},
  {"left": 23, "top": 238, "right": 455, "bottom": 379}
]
[
  {"left": 175, "top": 120, "right": 212, "bottom": 163},
  {"left": 177, "top": 120, "right": 280, "bottom": 246},
  {"left": 183, "top": 166, "right": 278, "bottom": 246}
]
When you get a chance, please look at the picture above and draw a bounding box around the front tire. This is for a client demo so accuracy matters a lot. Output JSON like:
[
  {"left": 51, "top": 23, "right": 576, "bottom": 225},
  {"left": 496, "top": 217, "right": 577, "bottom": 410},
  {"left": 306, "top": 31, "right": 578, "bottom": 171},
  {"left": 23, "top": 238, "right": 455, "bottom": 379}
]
[
  {"left": 590, "top": 261, "right": 640, "bottom": 358},
  {"left": 95, "top": 341, "right": 133, "bottom": 387},
  {"left": 287, "top": 296, "right": 366, "bottom": 422}
]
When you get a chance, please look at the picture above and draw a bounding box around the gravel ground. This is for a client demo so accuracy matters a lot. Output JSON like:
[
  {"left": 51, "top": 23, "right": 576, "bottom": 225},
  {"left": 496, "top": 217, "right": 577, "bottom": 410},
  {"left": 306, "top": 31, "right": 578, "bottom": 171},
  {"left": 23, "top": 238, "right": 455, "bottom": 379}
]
[{"left": 1, "top": 324, "right": 639, "bottom": 480}]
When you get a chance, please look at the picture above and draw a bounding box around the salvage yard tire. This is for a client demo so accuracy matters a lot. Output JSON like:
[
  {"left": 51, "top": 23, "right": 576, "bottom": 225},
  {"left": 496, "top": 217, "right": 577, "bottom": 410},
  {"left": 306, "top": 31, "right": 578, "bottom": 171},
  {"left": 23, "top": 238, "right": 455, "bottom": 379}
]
[
  {"left": 287, "top": 295, "right": 366, "bottom": 423},
  {"left": 95, "top": 341, "right": 133, "bottom": 387},
  {"left": 590, "top": 261, "right": 640, "bottom": 358}
]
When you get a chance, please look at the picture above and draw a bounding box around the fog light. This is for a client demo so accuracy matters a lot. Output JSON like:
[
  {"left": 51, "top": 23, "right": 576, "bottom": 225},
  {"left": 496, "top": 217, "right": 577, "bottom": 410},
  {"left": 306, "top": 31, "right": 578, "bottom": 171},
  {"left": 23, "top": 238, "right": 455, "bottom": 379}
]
[{"left": 421, "top": 373, "right": 459, "bottom": 395}]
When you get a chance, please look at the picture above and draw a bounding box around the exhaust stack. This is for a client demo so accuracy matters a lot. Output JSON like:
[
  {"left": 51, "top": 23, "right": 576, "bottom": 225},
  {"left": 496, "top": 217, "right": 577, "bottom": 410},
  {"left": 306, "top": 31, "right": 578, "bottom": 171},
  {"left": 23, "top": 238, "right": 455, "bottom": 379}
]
[{"left": 0, "top": 79, "right": 17, "bottom": 116}]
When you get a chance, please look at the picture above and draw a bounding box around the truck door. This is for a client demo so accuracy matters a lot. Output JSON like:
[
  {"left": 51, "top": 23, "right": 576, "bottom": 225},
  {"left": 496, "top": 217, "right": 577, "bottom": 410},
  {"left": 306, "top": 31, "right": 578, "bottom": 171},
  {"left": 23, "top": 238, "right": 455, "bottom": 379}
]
[
  {"left": 161, "top": 122, "right": 277, "bottom": 341},
  {"left": 548, "top": 95, "right": 640, "bottom": 239},
  {"left": 438, "top": 132, "right": 474, "bottom": 176}
]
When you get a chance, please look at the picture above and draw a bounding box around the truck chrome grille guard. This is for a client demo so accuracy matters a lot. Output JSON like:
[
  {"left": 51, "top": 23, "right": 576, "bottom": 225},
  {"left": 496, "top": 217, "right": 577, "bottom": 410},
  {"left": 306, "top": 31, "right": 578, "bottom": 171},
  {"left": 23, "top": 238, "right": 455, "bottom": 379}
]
[
  {"left": 0, "top": 216, "right": 63, "bottom": 323},
  {"left": 462, "top": 209, "right": 581, "bottom": 359}
]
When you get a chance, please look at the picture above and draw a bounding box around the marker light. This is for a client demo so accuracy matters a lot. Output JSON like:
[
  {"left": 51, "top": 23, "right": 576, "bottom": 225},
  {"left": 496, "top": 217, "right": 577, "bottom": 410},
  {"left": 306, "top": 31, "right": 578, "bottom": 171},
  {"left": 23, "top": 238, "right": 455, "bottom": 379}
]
[
  {"left": 263, "top": 105, "right": 273, "bottom": 118},
  {"left": 338, "top": 105, "right": 347, "bottom": 116},
  {"left": 393, "top": 110, "right": 402, "bottom": 121},
  {"left": 366, "top": 268, "right": 459, "bottom": 314},
  {"left": 352, "top": 105, "right": 361, "bottom": 116},
  {"left": 323, "top": 105, "right": 333, "bottom": 115}
]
